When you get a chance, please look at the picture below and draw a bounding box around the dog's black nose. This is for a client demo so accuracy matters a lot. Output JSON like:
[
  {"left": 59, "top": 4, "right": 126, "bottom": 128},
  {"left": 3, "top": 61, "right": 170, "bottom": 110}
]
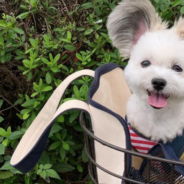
[{"left": 152, "top": 78, "right": 167, "bottom": 91}]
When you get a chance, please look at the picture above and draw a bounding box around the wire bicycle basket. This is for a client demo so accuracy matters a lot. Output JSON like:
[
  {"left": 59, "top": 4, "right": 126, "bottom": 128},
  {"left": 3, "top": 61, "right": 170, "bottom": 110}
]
[{"left": 80, "top": 112, "right": 184, "bottom": 184}]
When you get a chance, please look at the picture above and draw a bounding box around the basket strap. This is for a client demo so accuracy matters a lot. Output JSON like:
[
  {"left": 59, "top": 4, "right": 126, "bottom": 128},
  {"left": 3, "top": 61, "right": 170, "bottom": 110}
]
[
  {"left": 52, "top": 99, "right": 91, "bottom": 121},
  {"left": 10, "top": 70, "right": 94, "bottom": 172},
  {"left": 29, "top": 69, "right": 94, "bottom": 128}
]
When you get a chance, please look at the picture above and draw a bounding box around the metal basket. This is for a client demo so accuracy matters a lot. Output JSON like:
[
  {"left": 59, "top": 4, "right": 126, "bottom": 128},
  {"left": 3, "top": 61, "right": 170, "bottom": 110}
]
[{"left": 79, "top": 112, "right": 184, "bottom": 184}]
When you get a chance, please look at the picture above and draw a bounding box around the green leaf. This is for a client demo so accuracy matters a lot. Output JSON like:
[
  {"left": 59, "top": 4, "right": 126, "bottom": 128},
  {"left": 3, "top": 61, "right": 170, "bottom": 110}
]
[
  {"left": 39, "top": 152, "right": 50, "bottom": 164},
  {"left": 76, "top": 53, "right": 82, "bottom": 61},
  {"left": 60, "top": 38, "right": 71, "bottom": 43},
  {"left": 8, "top": 131, "right": 23, "bottom": 140},
  {"left": 40, "top": 170, "right": 47, "bottom": 179},
  {"left": 23, "top": 59, "right": 30, "bottom": 68},
  {"left": 0, "top": 161, "right": 13, "bottom": 170},
  {"left": 49, "top": 53, "right": 54, "bottom": 62},
  {"left": 64, "top": 44, "right": 76, "bottom": 51},
  {"left": 0, "top": 156, "right": 3, "bottom": 163},
  {"left": 73, "top": 86, "right": 80, "bottom": 98},
  {"left": 46, "top": 72, "right": 52, "bottom": 84},
  {"left": 4, "top": 155, "right": 11, "bottom": 161},
  {"left": 42, "top": 57, "right": 49, "bottom": 64},
  {"left": 0, "top": 128, "right": 6, "bottom": 137},
  {"left": 55, "top": 132, "right": 61, "bottom": 140},
  {"left": 94, "top": 5, "right": 101, "bottom": 15},
  {"left": 62, "top": 65, "right": 69, "bottom": 72},
  {"left": 84, "top": 29, "right": 93, "bottom": 35},
  {"left": 62, "top": 141, "right": 70, "bottom": 150},
  {"left": 181, "top": 6, "right": 184, "bottom": 14},
  {"left": 31, "top": 92, "right": 38, "bottom": 97},
  {"left": 23, "top": 111, "right": 30, "bottom": 120},
  {"left": 0, "top": 35, "right": 4, "bottom": 46},
  {"left": 42, "top": 86, "right": 53, "bottom": 92},
  {"left": 0, "top": 53, "right": 12, "bottom": 63},
  {"left": 82, "top": 147, "right": 88, "bottom": 163},
  {"left": 53, "top": 163, "right": 75, "bottom": 173},
  {"left": 2, "top": 139, "right": 9, "bottom": 147},
  {"left": 16, "top": 12, "right": 30, "bottom": 19},
  {"left": 45, "top": 169, "right": 61, "bottom": 180},
  {"left": 6, "top": 127, "right": 11, "bottom": 136},
  {"left": 43, "top": 164, "right": 52, "bottom": 170},
  {"left": 0, "top": 137, "right": 3, "bottom": 143},
  {"left": 69, "top": 148, "right": 76, "bottom": 156},
  {"left": 81, "top": 2, "right": 93, "bottom": 9},
  {"left": 37, "top": 169, "right": 42, "bottom": 175},
  {"left": 30, "top": 0, "right": 37, "bottom": 7},
  {"left": 72, "top": 144, "right": 83, "bottom": 150},
  {"left": 0, "top": 144, "right": 5, "bottom": 155},
  {"left": 13, "top": 28, "right": 24, "bottom": 34},
  {"left": 0, "top": 171, "right": 13, "bottom": 179},
  {"left": 22, "top": 99, "right": 37, "bottom": 107},
  {"left": 49, "top": 141, "right": 60, "bottom": 150},
  {"left": 49, "top": 124, "right": 62, "bottom": 136},
  {"left": 172, "top": 0, "right": 180, "bottom": 7},
  {"left": 61, "top": 129, "right": 67, "bottom": 140},
  {"left": 60, "top": 146, "right": 66, "bottom": 160},
  {"left": 51, "top": 67, "right": 60, "bottom": 73},
  {"left": 25, "top": 174, "right": 30, "bottom": 184},
  {"left": 77, "top": 164, "right": 83, "bottom": 172},
  {"left": 0, "top": 100, "right": 3, "bottom": 109},
  {"left": 69, "top": 111, "right": 79, "bottom": 123},
  {"left": 74, "top": 125, "right": 83, "bottom": 132},
  {"left": 29, "top": 38, "right": 37, "bottom": 48},
  {"left": 0, "top": 117, "right": 4, "bottom": 123},
  {"left": 181, "top": 0, "right": 184, "bottom": 5},
  {"left": 105, "top": 53, "right": 111, "bottom": 62},
  {"left": 76, "top": 27, "right": 85, "bottom": 31},
  {"left": 43, "top": 34, "right": 50, "bottom": 44},
  {"left": 66, "top": 141, "right": 75, "bottom": 146},
  {"left": 27, "top": 71, "right": 32, "bottom": 81},
  {"left": 153, "top": 0, "right": 159, "bottom": 3},
  {"left": 67, "top": 31, "right": 72, "bottom": 41},
  {"left": 56, "top": 115, "right": 64, "bottom": 123},
  {"left": 54, "top": 54, "right": 60, "bottom": 63}
]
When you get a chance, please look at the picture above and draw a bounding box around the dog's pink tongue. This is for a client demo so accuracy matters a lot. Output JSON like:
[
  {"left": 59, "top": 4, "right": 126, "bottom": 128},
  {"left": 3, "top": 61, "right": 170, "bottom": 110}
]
[{"left": 148, "top": 93, "right": 167, "bottom": 108}]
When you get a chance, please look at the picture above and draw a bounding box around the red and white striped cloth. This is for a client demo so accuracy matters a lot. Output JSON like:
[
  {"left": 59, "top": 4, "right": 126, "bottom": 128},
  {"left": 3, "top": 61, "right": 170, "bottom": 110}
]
[{"left": 128, "top": 125, "right": 157, "bottom": 154}]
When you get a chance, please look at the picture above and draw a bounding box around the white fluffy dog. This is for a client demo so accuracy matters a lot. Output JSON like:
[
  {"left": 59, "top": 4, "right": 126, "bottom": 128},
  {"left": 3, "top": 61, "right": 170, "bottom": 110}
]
[{"left": 107, "top": 0, "right": 184, "bottom": 143}]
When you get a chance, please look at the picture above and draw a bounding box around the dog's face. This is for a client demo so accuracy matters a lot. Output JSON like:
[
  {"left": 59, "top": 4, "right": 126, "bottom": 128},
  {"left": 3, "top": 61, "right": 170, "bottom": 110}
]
[
  {"left": 107, "top": 0, "right": 184, "bottom": 110},
  {"left": 125, "top": 30, "right": 184, "bottom": 109}
]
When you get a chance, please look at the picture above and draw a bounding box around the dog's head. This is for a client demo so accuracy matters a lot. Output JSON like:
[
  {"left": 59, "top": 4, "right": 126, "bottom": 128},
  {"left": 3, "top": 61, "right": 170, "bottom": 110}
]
[{"left": 107, "top": 0, "right": 184, "bottom": 109}]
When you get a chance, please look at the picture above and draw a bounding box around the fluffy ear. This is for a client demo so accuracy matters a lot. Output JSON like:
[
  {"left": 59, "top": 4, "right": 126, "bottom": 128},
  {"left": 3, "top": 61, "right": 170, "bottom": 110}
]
[
  {"left": 172, "top": 17, "right": 184, "bottom": 39},
  {"left": 107, "top": 0, "right": 168, "bottom": 58}
]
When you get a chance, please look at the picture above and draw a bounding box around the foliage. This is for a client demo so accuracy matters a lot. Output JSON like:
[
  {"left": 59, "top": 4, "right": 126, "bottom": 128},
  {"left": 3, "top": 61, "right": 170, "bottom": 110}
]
[{"left": 0, "top": 0, "right": 183, "bottom": 183}]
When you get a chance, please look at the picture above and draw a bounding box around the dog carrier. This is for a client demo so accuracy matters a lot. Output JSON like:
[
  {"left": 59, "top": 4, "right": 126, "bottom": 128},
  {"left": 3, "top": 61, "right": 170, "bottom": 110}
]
[{"left": 10, "top": 63, "right": 184, "bottom": 183}]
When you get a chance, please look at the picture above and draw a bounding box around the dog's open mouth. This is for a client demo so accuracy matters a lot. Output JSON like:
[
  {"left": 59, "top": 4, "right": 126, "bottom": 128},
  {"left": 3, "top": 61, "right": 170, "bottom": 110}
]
[{"left": 147, "top": 90, "right": 170, "bottom": 109}]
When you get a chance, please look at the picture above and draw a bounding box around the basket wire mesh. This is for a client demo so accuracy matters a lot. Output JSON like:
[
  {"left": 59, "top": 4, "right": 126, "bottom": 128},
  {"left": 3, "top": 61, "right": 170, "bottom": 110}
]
[{"left": 79, "top": 112, "right": 184, "bottom": 184}]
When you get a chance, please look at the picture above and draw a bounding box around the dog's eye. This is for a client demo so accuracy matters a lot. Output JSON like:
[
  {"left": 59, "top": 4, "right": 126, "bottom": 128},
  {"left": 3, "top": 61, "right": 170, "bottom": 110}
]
[
  {"left": 172, "top": 65, "right": 183, "bottom": 73},
  {"left": 141, "top": 60, "right": 151, "bottom": 68}
]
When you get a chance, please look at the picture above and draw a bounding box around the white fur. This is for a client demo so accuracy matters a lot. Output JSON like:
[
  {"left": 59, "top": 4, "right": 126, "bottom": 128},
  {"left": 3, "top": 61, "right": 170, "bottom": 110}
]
[
  {"left": 125, "top": 30, "right": 184, "bottom": 143},
  {"left": 107, "top": 0, "right": 184, "bottom": 143}
]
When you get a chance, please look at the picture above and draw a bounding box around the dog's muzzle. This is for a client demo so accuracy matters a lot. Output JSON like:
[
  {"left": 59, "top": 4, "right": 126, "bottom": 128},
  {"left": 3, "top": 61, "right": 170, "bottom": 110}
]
[{"left": 152, "top": 78, "right": 167, "bottom": 91}]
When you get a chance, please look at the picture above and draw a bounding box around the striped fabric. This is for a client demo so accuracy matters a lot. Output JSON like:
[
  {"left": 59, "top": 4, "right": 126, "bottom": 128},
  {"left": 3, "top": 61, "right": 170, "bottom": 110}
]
[{"left": 128, "top": 125, "right": 157, "bottom": 154}]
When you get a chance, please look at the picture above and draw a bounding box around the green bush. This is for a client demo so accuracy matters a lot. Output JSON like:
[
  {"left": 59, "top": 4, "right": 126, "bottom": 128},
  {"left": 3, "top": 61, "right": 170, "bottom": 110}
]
[{"left": 0, "top": 0, "right": 183, "bottom": 183}]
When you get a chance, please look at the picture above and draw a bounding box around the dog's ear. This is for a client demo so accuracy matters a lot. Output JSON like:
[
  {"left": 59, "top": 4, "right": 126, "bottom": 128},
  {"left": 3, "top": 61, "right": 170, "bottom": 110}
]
[
  {"left": 173, "top": 18, "right": 184, "bottom": 39},
  {"left": 107, "top": 0, "right": 167, "bottom": 58}
]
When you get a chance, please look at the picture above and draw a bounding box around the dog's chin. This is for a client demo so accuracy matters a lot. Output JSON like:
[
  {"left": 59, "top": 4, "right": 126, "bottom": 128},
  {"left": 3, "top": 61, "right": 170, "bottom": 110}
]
[{"left": 146, "top": 90, "right": 170, "bottom": 109}]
